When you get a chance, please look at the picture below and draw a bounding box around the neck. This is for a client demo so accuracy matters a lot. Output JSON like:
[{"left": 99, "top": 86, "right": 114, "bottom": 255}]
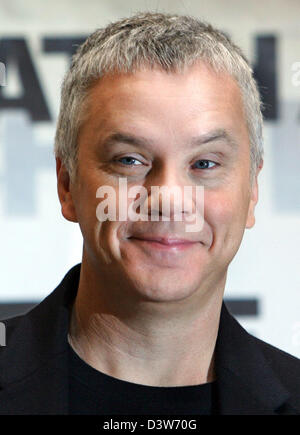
[{"left": 68, "top": 260, "right": 225, "bottom": 387}]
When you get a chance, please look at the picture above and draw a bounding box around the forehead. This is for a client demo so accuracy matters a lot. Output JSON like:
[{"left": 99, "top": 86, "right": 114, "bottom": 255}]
[
  {"left": 79, "top": 62, "right": 248, "bottom": 149},
  {"left": 86, "top": 62, "right": 243, "bottom": 107}
]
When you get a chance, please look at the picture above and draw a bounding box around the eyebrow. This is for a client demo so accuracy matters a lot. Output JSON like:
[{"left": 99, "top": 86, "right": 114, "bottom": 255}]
[
  {"left": 101, "top": 132, "right": 154, "bottom": 150},
  {"left": 190, "top": 128, "right": 238, "bottom": 150},
  {"left": 100, "top": 128, "right": 238, "bottom": 151}
]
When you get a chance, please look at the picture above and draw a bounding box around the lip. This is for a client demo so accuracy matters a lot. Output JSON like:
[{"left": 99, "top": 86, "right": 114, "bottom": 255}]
[{"left": 128, "top": 236, "right": 200, "bottom": 251}]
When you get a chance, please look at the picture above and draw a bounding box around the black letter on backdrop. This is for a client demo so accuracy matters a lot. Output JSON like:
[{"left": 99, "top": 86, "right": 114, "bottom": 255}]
[
  {"left": 253, "top": 35, "right": 278, "bottom": 120},
  {"left": 0, "top": 38, "right": 51, "bottom": 121}
]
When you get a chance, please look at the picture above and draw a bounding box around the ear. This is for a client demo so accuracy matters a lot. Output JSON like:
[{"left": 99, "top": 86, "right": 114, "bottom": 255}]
[
  {"left": 56, "top": 157, "right": 78, "bottom": 223},
  {"left": 245, "top": 159, "right": 264, "bottom": 229}
]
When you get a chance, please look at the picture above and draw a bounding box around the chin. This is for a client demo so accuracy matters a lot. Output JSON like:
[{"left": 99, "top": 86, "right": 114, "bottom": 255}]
[{"left": 125, "top": 267, "right": 202, "bottom": 303}]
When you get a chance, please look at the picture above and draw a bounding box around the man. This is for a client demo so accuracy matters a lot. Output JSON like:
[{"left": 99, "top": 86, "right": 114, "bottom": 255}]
[{"left": 0, "top": 12, "right": 299, "bottom": 415}]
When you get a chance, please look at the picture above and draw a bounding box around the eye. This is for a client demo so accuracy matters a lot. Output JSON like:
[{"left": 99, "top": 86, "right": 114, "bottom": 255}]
[
  {"left": 192, "top": 160, "right": 218, "bottom": 170},
  {"left": 116, "top": 156, "right": 143, "bottom": 166}
]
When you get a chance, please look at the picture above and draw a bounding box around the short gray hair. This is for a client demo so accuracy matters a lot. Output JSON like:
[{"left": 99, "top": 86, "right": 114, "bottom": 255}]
[{"left": 54, "top": 12, "right": 264, "bottom": 185}]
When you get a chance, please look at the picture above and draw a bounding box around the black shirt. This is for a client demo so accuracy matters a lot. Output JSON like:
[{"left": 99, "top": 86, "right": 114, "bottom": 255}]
[{"left": 68, "top": 342, "right": 218, "bottom": 415}]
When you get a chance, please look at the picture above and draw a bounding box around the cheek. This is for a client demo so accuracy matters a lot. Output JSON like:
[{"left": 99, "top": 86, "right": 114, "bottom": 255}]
[
  {"left": 75, "top": 183, "right": 99, "bottom": 233},
  {"left": 204, "top": 187, "right": 251, "bottom": 244},
  {"left": 204, "top": 190, "right": 235, "bottom": 227},
  {"left": 73, "top": 177, "right": 111, "bottom": 259},
  {"left": 94, "top": 193, "right": 133, "bottom": 263}
]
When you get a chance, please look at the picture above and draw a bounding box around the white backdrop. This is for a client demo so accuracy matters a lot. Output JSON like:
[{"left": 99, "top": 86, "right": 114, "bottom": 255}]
[{"left": 0, "top": 0, "right": 299, "bottom": 357}]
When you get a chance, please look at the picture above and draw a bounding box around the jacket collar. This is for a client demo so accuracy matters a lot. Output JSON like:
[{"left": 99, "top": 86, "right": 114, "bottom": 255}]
[
  {"left": 0, "top": 263, "right": 291, "bottom": 414},
  {"left": 215, "top": 303, "right": 290, "bottom": 414}
]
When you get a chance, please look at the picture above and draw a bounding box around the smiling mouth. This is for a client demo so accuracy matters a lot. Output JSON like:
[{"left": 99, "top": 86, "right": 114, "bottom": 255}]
[{"left": 128, "top": 236, "right": 200, "bottom": 251}]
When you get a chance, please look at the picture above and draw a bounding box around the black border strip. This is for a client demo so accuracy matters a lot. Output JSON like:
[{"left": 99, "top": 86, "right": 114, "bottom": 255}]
[{"left": 0, "top": 298, "right": 259, "bottom": 320}]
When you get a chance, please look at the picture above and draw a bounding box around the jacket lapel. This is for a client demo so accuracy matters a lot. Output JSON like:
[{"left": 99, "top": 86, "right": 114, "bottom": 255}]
[
  {"left": 0, "top": 264, "right": 81, "bottom": 414},
  {"left": 215, "top": 303, "right": 290, "bottom": 414}
]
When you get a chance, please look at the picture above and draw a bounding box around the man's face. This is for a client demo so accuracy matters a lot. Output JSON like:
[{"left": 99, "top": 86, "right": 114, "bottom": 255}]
[{"left": 57, "top": 62, "right": 262, "bottom": 303}]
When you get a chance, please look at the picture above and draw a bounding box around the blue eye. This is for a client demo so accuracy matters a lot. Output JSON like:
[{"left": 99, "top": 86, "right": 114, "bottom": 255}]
[
  {"left": 192, "top": 160, "right": 217, "bottom": 170},
  {"left": 117, "top": 156, "right": 143, "bottom": 166},
  {"left": 116, "top": 157, "right": 217, "bottom": 170}
]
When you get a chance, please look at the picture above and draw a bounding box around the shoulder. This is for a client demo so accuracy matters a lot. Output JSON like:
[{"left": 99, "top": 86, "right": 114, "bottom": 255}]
[
  {"left": 0, "top": 265, "right": 81, "bottom": 382},
  {"left": 0, "top": 312, "right": 27, "bottom": 346},
  {"left": 249, "top": 333, "right": 300, "bottom": 393}
]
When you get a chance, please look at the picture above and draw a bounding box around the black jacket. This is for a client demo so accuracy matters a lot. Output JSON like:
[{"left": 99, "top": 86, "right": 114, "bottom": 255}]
[{"left": 0, "top": 264, "right": 299, "bottom": 415}]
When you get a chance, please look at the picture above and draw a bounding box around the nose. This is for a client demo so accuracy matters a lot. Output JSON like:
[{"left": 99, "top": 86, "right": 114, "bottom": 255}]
[{"left": 142, "top": 162, "right": 198, "bottom": 221}]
